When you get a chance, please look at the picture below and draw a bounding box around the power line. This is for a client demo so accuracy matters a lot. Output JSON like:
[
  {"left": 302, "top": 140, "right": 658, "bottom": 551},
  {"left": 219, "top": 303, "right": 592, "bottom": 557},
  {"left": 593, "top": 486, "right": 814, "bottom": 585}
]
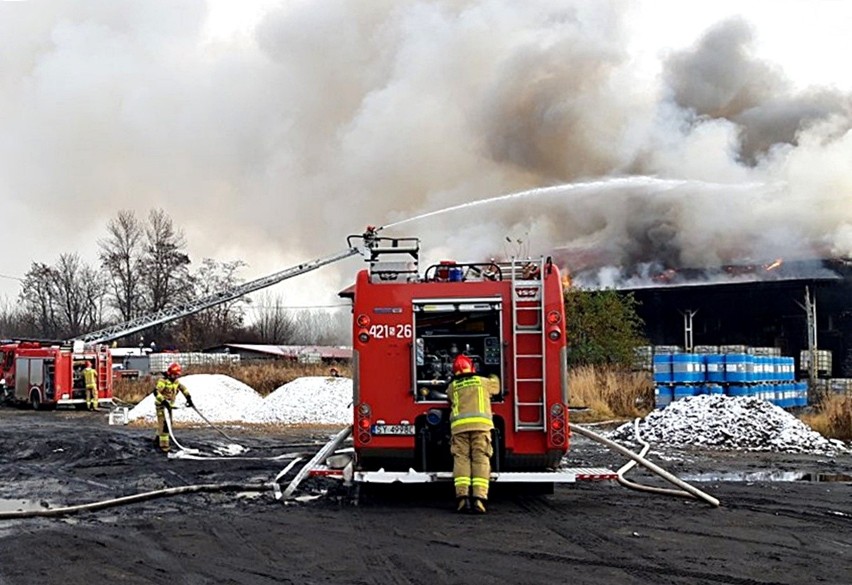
[{"left": 0, "top": 273, "right": 23, "bottom": 282}]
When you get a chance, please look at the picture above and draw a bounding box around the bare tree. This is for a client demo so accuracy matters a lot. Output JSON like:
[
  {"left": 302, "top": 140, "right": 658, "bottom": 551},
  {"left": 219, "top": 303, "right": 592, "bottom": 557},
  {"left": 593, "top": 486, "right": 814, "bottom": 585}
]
[
  {"left": 172, "top": 258, "right": 249, "bottom": 349},
  {"left": 51, "top": 253, "right": 108, "bottom": 337},
  {"left": 15, "top": 256, "right": 107, "bottom": 339},
  {"left": 292, "top": 310, "right": 350, "bottom": 345},
  {"left": 141, "top": 208, "right": 192, "bottom": 313},
  {"left": 247, "top": 292, "right": 299, "bottom": 344},
  {"left": 99, "top": 210, "right": 145, "bottom": 322},
  {"left": 18, "top": 262, "right": 60, "bottom": 339},
  {"left": 0, "top": 296, "right": 30, "bottom": 339}
]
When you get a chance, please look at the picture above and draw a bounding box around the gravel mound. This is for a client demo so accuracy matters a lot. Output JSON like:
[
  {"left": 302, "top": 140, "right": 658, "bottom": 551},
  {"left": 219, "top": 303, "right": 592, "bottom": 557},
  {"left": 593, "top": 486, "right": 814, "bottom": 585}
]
[
  {"left": 252, "top": 377, "right": 352, "bottom": 424},
  {"left": 127, "top": 374, "right": 264, "bottom": 423},
  {"left": 610, "top": 394, "right": 849, "bottom": 455},
  {"left": 126, "top": 374, "right": 352, "bottom": 425}
]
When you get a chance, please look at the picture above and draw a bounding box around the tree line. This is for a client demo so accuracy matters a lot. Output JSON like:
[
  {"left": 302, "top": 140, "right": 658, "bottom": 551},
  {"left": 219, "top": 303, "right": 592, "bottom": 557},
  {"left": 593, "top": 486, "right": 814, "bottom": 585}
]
[
  {"left": 0, "top": 209, "right": 347, "bottom": 348},
  {"left": 0, "top": 208, "right": 646, "bottom": 363}
]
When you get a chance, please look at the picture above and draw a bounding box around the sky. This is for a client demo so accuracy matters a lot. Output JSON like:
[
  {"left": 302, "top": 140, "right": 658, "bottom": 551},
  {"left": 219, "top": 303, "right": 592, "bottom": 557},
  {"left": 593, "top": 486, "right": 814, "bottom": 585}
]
[{"left": 0, "top": 0, "right": 850, "bottom": 318}]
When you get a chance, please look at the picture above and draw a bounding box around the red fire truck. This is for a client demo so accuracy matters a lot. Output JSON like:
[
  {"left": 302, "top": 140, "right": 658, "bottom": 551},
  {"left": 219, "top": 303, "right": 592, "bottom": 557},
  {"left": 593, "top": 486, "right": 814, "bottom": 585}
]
[
  {"left": 335, "top": 233, "right": 600, "bottom": 485},
  {"left": 0, "top": 341, "right": 113, "bottom": 410}
]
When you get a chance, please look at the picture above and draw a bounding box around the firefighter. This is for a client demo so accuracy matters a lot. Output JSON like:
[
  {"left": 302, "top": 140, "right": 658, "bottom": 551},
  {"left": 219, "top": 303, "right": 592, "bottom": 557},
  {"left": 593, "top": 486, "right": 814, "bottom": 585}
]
[
  {"left": 154, "top": 362, "right": 193, "bottom": 453},
  {"left": 448, "top": 354, "right": 500, "bottom": 514},
  {"left": 82, "top": 361, "right": 98, "bottom": 411}
]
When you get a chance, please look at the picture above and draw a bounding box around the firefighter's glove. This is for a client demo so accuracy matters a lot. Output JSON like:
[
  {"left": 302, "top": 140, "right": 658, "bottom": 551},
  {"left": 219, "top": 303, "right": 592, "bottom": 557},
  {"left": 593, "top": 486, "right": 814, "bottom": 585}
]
[{"left": 185, "top": 396, "right": 194, "bottom": 408}]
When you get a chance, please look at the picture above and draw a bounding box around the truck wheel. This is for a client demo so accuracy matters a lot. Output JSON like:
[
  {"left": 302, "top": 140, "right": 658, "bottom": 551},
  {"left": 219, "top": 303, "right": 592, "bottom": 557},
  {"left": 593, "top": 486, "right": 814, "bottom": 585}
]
[{"left": 30, "top": 390, "right": 42, "bottom": 411}]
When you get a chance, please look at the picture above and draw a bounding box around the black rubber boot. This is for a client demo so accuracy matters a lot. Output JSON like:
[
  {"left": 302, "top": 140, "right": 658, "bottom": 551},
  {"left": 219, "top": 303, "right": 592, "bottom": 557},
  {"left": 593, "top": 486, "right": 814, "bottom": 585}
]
[
  {"left": 455, "top": 497, "right": 470, "bottom": 513},
  {"left": 471, "top": 498, "right": 487, "bottom": 514}
]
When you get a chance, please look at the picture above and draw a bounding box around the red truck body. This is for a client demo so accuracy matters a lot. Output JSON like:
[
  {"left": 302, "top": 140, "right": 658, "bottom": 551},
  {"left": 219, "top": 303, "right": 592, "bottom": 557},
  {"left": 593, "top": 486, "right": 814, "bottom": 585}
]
[
  {"left": 0, "top": 341, "right": 113, "bottom": 410},
  {"left": 345, "top": 236, "right": 569, "bottom": 473}
]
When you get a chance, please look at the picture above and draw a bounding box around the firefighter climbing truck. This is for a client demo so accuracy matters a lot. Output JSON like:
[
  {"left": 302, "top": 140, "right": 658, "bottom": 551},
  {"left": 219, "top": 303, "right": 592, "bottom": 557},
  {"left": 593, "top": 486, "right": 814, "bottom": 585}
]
[
  {"left": 335, "top": 232, "right": 606, "bottom": 485},
  {"left": 0, "top": 341, "right": 113, "bottom": 410}
]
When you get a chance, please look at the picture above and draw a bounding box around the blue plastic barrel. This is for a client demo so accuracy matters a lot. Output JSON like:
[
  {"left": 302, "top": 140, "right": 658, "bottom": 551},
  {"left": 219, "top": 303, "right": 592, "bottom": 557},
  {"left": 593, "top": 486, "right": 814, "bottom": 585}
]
[
  {"left": 672, "top": 354, "right": 702, "bottom": 383},
  {"left": 705, "top": 354, "right": 725, "bottom": 383},
  {"left": 772, "top": 383, "right": 781, "bottom": 407},
  {"left": 782, "top": 382, "right": 794, "bottom": 408},
  {"left": 768, "top": 356, "right": 777, "bottom": 382},
  {"left": 703, "top": 383, "right": 724, "bottom": 396},
  {"left": 751, "top": 356, "right": 763, "bottom": 383},
  {"left": 673, "top": 385, "right": 694, "bottom": 401},
  {"left": 655, "top": 385, "right": 673, "bottom": 409},
  {"left": 784, "top": 357, "right": 796, "bottom": 381},
  {"left": 653, "top": 354, "right": 673, "bottom": 384},
  {"left": 725, "top": 353, "right": 749, "bottom": 383},
  {"left": 727, "top": 384, "right": 749, "bottom": 397},
  {"left": 796, "top": 382, "right": 808, "bottom": 407}
]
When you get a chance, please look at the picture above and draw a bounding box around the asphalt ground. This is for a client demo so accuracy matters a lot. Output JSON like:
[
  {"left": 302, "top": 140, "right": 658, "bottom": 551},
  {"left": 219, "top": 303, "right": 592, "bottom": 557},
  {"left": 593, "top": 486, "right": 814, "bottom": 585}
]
[{"left": 0, "top": 408, "right": 850, "bottom": 585}]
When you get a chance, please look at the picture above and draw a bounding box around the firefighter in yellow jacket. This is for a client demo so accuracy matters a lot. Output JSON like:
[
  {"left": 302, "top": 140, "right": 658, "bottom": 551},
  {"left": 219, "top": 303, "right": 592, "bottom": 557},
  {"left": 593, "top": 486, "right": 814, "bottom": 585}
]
[
  {"left": 449, "top": 354, "right": 500, "bottom": 514},
  {"left": 82, "top": 361, "right": 98, "bottom": 411},
  {"left": 154, "top": 362, "right": 193, "bottom": 453}
]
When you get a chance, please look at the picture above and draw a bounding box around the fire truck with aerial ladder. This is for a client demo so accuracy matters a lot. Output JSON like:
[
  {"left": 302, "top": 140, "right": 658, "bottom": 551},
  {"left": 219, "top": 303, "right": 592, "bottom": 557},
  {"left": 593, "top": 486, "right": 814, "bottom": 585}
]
[
  {"left": 0, "top": 227, "right": 619, "bottom": 490},
  {"left": 0, "top": 238, "right": 361, "bottom": 411},
  {"left": 296, "top": 228, "right": 618, "bottom": 488}
]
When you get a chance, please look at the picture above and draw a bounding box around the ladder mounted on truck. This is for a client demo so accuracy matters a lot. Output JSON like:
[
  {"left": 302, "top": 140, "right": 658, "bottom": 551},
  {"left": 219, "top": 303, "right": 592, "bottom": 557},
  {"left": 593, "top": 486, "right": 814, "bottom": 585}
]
[
  {"left": 73, "top": 229, "right": 381, "bottom": 345},
  {"left": 508, "top": 257, "right": 548, "bottom": 432}
]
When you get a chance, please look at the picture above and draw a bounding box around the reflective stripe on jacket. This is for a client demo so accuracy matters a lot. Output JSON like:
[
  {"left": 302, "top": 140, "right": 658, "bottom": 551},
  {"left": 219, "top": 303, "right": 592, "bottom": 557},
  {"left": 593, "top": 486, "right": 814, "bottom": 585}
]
[
  {"left": 155, "top": 378, "right": 190, "bottom": 406},
  {"left": 449, "top": 373, "right": 500, "bottom": 434},
  {"left": 83, "top": 367, "right": 97, "bottom": 389}
]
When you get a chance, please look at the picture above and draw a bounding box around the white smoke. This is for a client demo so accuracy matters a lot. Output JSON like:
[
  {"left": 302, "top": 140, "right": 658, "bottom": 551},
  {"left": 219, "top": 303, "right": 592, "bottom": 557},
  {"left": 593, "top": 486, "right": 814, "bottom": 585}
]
[{"left": 0, "top": 0, "right": 850, "bottom": 303}]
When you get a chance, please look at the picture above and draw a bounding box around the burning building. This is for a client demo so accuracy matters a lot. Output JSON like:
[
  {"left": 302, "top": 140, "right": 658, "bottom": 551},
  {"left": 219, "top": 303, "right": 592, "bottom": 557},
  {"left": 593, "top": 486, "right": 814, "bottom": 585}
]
[{"left": 563, "top": 254, "right": 852, "bottom": 378}]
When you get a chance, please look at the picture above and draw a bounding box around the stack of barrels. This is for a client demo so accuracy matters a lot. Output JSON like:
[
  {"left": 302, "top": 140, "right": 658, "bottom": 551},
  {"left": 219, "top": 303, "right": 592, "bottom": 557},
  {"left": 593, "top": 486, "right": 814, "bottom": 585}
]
[{"left": 653, "top": 347, "right": 807, "bottom": 409}]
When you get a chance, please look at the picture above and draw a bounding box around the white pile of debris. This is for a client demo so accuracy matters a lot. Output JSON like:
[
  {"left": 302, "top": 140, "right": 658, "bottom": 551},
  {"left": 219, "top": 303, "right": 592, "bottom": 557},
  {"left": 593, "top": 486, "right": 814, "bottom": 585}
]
[
  {"left": 126, "top": 374, "right": 352, "bottom": 425},
  {"left": 251, "top": 376, "right": 352, "bottom": 424},
  {"left": 610, "top": 394, "right": 849, "bottom": 455}
]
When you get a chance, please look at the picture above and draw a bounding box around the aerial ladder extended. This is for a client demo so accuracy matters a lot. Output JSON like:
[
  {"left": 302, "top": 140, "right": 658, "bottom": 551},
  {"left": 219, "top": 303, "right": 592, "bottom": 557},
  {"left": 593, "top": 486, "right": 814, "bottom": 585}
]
[{"left": 72, "top": 228, "right": 381, "bottom": 345}]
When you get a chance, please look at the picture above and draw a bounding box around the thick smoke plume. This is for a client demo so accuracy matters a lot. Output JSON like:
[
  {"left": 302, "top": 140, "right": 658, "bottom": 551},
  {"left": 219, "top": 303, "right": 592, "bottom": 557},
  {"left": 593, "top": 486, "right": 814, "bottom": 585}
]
[{"left": 0, "top": 1, "right": 850, "bottom": 301}]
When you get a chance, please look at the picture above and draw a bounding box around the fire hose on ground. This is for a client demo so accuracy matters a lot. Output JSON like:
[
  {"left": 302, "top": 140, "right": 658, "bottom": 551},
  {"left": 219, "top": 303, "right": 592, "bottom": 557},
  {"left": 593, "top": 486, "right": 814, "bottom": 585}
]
[
  {"left": 0, "top": 410, "right": 308, "bottom": 520},
  {"left": 569, "top": 423, "right": 720, "bottom": 507},
  {"left": 163, "top": 405, "right": 303, "bottom": 461},
  {"left": 0, "top": 482, "right": 273, "bottom": 520},
  {"left": 615, "top": 418, "right": 705, "bottom": 499},
  {"left": 0, "top": 417, "right": 718, "bottom": 520},
  {"left": 279, "top": 424, "right": 720, "bottom": 507}
]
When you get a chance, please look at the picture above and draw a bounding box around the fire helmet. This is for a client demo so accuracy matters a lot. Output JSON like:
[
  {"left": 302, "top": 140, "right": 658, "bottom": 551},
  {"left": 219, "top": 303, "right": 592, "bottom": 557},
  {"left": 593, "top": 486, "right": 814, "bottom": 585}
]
[
  {"left": 166, "top": 362, "right": 182, "bottom": 377},
  {"left": 452, "top": 354, "right": 474, "bottom": 375}
]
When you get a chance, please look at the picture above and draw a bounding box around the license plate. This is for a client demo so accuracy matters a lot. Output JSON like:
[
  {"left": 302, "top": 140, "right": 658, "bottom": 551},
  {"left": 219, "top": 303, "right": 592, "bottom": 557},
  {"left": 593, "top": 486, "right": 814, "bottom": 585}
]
[{"left": 371, "top": 424, "right": 415, "bottom": 436}]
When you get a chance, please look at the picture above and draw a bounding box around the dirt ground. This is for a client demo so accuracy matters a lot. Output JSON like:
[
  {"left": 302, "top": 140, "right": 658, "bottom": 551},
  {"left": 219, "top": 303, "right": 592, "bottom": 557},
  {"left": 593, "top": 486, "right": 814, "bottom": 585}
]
[{"left": 0, "top": 408, "right": 850, "bottom": 585}]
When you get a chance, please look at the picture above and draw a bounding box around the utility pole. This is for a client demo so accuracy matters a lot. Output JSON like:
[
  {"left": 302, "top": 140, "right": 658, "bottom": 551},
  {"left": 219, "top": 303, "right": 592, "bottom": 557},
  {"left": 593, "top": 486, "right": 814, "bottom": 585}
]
[
  {"left": 681, "top": 309, "right": 698, "bottom": 352},
  {"left": 796, "top": 287, "right": 819, "bottom": 402}
]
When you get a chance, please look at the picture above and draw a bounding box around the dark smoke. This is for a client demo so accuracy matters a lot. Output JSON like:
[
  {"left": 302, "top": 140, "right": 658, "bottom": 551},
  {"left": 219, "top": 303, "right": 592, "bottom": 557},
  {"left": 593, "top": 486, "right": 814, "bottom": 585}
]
[{"left": 0, "top": 1, "right": 850, "bottom": 302}]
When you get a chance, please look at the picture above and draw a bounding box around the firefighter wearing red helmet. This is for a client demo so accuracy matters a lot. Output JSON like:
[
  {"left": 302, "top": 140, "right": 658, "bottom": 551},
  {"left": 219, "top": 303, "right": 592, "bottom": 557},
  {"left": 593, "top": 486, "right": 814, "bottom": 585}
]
[
  {"left": 448, "top": 353, "right": 500, "bottom": 514},
  {"left": 82, "top": 360, "right": 98, "bottom": 411},
  {"left": 153, "top": 362, "right": 193, "bottom": 453}
]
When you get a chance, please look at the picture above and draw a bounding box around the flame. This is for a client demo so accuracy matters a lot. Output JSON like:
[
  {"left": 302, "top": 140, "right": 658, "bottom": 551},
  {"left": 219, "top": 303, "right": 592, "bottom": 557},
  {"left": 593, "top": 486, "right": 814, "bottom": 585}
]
[
  {"left": 764, "top": 258, "right": 783, "bottom": 271},
  {"left": 561, "top": 271, "right": 573, "bottom": 290},
  {"left": 653, "top": 268, "right": 678, "bottom": 284}
]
